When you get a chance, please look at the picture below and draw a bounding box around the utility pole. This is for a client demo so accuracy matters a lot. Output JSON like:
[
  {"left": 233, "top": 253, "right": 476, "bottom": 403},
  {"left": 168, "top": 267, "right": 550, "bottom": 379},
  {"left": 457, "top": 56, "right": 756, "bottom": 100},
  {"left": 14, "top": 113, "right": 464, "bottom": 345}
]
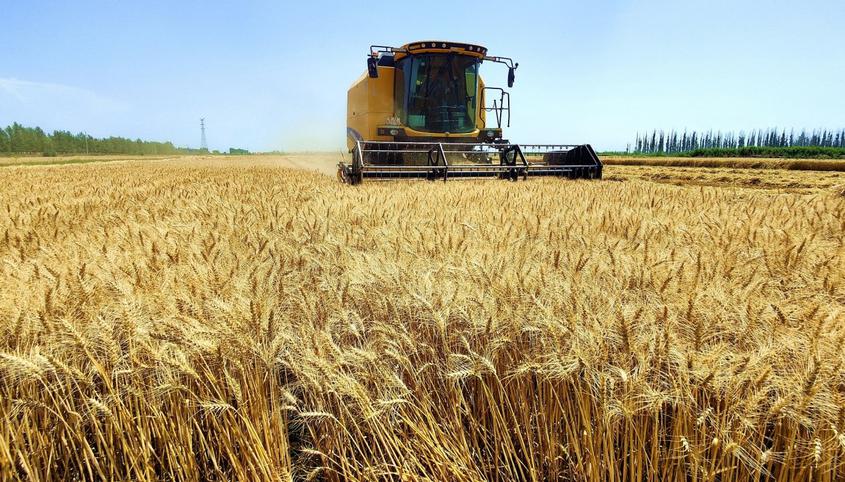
[
  {"left": 200, "top": 118, "right": 208, "bottom": 151},
  {"left": 84, "top": 133, "right": 89, "bottom": 154}
]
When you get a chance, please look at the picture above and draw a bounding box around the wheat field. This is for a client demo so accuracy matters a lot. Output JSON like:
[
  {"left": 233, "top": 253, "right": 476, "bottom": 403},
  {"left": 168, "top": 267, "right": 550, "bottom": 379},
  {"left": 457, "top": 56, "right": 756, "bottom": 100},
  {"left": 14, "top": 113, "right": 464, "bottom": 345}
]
[{"left": 1, "top": 157, "right": 844, "bottom": 481}]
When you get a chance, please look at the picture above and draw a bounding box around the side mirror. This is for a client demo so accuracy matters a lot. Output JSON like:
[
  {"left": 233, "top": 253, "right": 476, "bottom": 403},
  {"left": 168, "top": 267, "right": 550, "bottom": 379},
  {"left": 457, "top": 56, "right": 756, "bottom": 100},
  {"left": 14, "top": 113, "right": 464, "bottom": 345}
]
[
  {"left": 367, "top": 57, "right": 379, "bottom": 78},
  {"left": 507, "top": 67, "right": 515, "bottom": 88}
]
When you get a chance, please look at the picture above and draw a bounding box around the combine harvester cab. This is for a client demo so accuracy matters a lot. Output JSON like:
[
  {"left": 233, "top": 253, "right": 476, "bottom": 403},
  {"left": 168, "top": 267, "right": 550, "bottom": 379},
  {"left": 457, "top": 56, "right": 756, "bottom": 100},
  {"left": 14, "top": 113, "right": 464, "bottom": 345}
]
[{"left": 338, "top": 41, "right": 602, "bottom": 185}]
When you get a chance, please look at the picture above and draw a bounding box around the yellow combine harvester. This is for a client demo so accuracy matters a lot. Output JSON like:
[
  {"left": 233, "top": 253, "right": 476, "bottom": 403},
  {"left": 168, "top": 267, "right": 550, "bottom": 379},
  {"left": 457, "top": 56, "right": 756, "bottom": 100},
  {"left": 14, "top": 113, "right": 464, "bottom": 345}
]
[{"left": 338, "top": 41, "right": 602, "bottom": 184}]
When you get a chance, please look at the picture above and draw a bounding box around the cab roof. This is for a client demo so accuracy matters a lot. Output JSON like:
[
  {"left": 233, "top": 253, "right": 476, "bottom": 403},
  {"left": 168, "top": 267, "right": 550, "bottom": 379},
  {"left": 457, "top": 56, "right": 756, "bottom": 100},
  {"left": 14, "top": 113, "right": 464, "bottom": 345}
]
[{"left": 394, "top": 41, "right": 488, "bottom": 61}]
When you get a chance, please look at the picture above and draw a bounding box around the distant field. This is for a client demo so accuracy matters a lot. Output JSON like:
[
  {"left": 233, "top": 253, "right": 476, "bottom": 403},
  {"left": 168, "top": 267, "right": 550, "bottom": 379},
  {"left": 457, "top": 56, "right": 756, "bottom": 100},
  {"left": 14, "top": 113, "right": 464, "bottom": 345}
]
[
  {"left": 8, "top": 152, "right": 845, "bottom": 173},
  {"left": 1, "top": 156, "right": 842, "bottom": 481},
  {"left": 0, "top": 153, "right": 341, "bottom": 171},
  {"left": 0, "top": 154, "right": 177, "bottom": 167},
  {"left": 4, "top": 152, "right": 845, "bottom": 194}
]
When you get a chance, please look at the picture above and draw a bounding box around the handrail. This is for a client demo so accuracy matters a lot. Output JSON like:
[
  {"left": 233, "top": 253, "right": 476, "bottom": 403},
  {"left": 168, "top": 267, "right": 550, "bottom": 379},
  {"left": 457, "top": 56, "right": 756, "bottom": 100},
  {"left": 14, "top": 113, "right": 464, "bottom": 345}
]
[
  {"left": 515, "top": 145, "right": 529, "bottom": 180},
  {"left": 481, "top": 87, "right": 510, "bottom": 128},
  {"left": 369, "top": 45, "right": 409, "bottom": 57},
  {"left": 437, "top": 143, "right": 449, "bottom": 182}
]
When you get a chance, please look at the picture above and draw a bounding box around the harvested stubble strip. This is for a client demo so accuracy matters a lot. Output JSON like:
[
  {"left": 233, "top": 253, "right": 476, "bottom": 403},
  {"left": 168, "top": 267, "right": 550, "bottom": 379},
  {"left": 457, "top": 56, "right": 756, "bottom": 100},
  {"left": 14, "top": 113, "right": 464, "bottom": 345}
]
[{"left": 603, "top": 155, "right": 845, "bottom": 171}]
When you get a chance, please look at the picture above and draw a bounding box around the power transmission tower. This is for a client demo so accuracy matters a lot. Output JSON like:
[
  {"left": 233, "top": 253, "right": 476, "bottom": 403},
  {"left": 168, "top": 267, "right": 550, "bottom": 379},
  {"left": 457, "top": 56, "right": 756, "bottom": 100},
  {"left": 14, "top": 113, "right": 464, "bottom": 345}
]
[{"left": 200, "top": 118, "right": 208, "bottom": 151}]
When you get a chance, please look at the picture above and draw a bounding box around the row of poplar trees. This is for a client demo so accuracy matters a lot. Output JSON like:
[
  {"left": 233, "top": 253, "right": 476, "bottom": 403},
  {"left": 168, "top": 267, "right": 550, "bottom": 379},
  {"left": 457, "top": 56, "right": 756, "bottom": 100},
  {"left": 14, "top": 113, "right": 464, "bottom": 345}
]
[
  {"left": 634, "top": 128, "right": 845, "bottom": 154},
  {"left": 0, "top": 122, "right": 205, "bottom": 155}
]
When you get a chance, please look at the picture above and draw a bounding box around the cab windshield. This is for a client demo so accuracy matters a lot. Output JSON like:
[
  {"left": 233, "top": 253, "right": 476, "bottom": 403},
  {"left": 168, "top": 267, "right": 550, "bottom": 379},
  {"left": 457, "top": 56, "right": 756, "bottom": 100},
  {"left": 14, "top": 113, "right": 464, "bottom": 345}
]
[{"left": 394, "top": 53, "right": 479, "bottom": 133}]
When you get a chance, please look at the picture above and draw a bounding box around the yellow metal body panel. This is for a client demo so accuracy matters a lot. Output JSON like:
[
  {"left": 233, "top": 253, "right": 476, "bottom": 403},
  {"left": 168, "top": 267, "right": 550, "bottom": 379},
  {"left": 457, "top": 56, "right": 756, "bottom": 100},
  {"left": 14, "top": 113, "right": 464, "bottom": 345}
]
[
  {"left": 346, "top": 66, "right": 395, "bottom": 151},
  {"left": 347, "top": 44, "right": 499, "bottom": 149}
]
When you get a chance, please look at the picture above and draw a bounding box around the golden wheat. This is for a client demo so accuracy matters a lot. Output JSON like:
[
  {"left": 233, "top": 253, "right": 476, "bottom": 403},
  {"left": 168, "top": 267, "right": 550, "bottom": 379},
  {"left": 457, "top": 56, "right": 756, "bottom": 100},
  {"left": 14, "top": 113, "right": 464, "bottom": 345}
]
[{"left": 0, "top": 157, "right": 843, "bottom": 481}]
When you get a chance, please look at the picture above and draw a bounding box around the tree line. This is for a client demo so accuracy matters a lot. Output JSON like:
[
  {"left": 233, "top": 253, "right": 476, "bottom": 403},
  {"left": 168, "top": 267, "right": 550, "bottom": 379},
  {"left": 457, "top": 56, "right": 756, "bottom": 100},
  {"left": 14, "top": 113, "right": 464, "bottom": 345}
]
[
  {"left": 0, "top": 122, "right": 207, "bottom": 156},
  {"left": 634, "top": 128, "right": 845, "bottom": 154}
]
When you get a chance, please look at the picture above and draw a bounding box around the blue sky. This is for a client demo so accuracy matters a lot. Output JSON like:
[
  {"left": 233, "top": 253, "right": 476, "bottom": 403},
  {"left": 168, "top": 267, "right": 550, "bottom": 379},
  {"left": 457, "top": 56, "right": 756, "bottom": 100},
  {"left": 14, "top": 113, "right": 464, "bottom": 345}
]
[{"left": 1, "top": 0, "right": 843, "bottom": 152}]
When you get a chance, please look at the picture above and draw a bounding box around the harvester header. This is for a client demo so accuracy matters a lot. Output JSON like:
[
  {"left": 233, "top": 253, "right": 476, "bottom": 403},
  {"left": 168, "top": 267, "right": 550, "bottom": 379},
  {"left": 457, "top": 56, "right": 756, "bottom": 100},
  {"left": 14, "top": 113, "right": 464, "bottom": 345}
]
[{"left": 338, "top": 40, "right": 602, "bottom": 184}]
